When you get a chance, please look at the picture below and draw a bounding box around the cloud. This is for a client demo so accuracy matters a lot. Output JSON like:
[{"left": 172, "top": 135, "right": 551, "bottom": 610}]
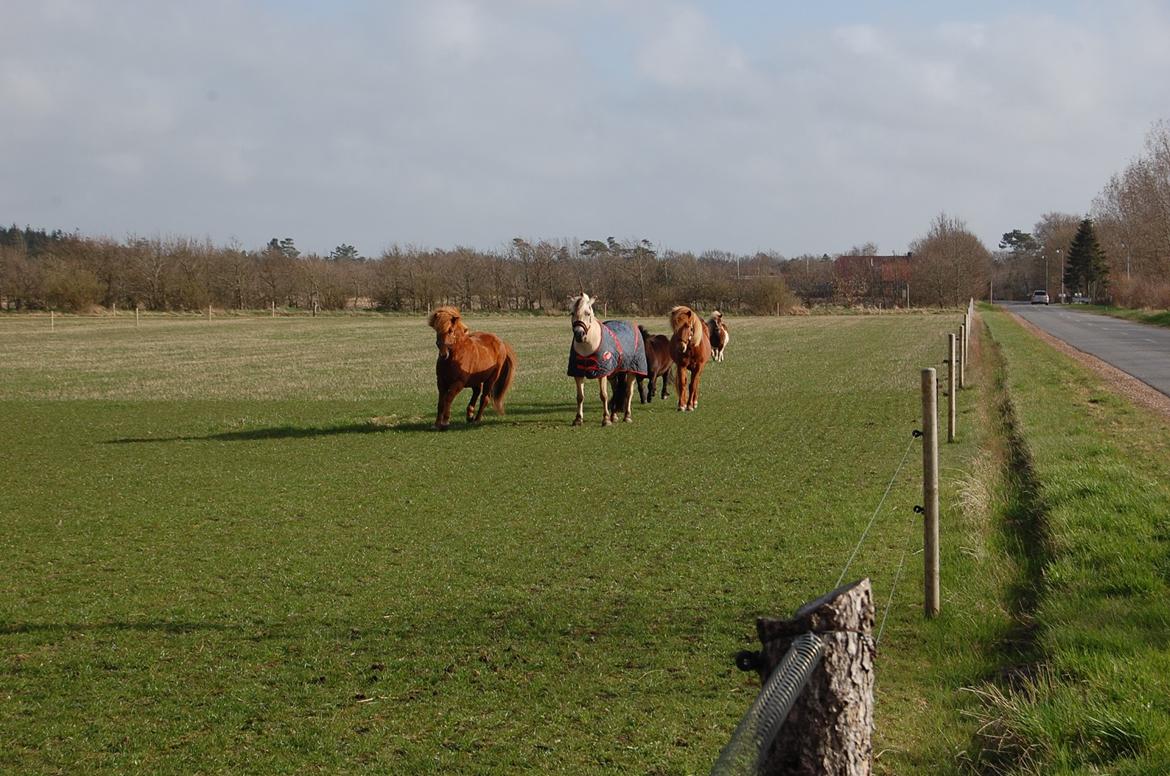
[
  {"left": 2, "top": 1, "right": 1169, "bottom": 257},
  {"left": 635, "top": 6, "right": 754, "bottom": 94}
]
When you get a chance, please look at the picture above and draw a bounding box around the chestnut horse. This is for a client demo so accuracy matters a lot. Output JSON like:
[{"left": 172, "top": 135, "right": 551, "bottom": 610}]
[
  {"left": 707, "top": 310, "right": 730, "bottom": 362},
  {"left": 636, "top": 325, "right": 672, "bottom": 403},
  {"left": 427, "top": 306, "right": 517, "bottom": 431},
  {"left": 669, "top": 305, "right": 712, "bottom": 412},
  {"left": 567, "top": 293, "right": 647, "bottom": 426}
]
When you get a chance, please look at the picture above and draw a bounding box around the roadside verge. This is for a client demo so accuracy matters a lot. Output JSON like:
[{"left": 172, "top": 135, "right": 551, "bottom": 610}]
[{"left": 964, "top": 305, "right": 1170, "bottom": 772}]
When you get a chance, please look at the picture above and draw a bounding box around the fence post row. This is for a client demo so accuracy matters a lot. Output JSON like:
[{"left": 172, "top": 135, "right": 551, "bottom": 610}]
[
  {"left": 730, "top": 579, "right": 875, "bottom": 776},
  {"left": 921, "top": 368, "right": 940, "bottom": 618}
]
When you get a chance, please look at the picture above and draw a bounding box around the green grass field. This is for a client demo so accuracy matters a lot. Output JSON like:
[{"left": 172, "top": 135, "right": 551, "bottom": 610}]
[{"left": 2, "top": 310, "right": 1009, "bottom": 773}]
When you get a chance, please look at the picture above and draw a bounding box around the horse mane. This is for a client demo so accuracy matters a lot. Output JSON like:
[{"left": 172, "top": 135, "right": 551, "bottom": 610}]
[
  {"left": 670, "top": 305, "right": 703, "bottom": 346},
  {"left": 427, "top": 306, "right": 468, "bottom": 337},
  {"left": 569, "top": 293, "right": 593, "bottom": 318}
]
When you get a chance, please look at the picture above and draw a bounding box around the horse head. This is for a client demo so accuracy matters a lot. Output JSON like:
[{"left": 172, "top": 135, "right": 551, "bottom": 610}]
[
  {"left": 569, "top": 293, "right": 598, "bottom": 344},
  {"left": 670, "top": 305, "right": 703, "bottom": 353},
  {"left": 428, "top": 306, "right": 468, "bottom": 359}
]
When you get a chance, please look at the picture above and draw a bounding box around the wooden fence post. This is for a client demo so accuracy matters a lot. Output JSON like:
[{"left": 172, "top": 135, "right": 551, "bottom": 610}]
[
  {"left": 962, "top": 316, "right": 970, "bottom": 377},
  {"left": 752, "top": 579, "right": 875, "bottom": 775},
  {"left": 947, "top": 334, "right": 956, "bottom": 443},
  {"left": 135, "top": 306, "right": 140, "bottom": 328},
  {"left": 50, "top": 310, "right": 55, "bottom": 332},
  {"left": 958, "top": 324, "right": 967, "bottom": 389},
  {"left": 921, "top": 368, "right": 940, "bottom": 618}
]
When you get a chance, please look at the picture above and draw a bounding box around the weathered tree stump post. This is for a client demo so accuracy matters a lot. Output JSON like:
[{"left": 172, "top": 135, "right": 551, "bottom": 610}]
[{"left": 753, "top": 579, "right": 875, "bottom": 775}]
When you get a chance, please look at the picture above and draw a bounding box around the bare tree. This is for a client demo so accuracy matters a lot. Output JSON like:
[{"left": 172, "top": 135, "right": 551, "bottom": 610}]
[{"left": 909, "top": 213, "right": 991, "bottom": 307}]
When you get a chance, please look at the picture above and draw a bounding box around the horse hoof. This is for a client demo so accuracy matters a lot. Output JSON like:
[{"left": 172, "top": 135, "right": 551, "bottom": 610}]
[
  {"left": 623, "top": 415, "right": 633, "bottom": 423},
  {"left": 572, "top": 417, "right": 583, "bottom": 427},
  {"left": 602, "top": 417, "right": 612, "bottom": 427},
  {"left": 435, "top": 423, "right": 449, "bottom": 431}
]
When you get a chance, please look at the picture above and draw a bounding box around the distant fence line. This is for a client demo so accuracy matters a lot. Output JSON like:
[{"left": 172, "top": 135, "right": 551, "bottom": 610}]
[{"left": 712, "top": 301, "right": 977, "bottom": 775}]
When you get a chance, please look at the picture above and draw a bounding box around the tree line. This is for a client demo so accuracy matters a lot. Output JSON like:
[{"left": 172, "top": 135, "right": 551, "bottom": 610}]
[
  {"left": 996, "top": 118, "right": 1170, "bottom": 307},
  {"left": 0, "top": 224, "right": 995, "bottom": 315},
  {"left": 6, "top": 116, "right": 1170, "bottom": 315}
]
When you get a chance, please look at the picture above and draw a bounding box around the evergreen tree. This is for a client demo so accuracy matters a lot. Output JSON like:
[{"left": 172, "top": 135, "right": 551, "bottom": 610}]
[
  {"left": 329, "top": 243, "right": 360, "bottom": 262},
  {"left": 1063, "top": 218, "right": 1109, "bottom": 301}
]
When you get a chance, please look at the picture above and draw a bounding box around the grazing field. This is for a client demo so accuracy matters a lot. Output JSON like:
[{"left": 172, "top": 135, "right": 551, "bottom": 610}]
[{"left": 3, "top": 310, "right": 988, "bottom": 774}]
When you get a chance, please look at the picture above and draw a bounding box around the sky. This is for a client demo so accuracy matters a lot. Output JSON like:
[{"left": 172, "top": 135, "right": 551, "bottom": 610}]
[{"left": 3, "top": 1, "right": 1169, "bottom": 259}]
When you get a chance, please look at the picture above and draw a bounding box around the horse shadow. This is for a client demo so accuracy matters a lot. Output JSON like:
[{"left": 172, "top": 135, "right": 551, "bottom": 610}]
[
  {"left": 0, "top": 620, "right": 246, "bottom": 636},
  {"left": 104, "top": 401, "right": 575, "bottom": 444}
]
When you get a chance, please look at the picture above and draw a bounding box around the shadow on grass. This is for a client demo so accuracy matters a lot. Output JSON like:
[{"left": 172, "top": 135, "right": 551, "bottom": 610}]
[
  {"left": 103, "top": 401, "right": 579, "bottom": 444},
  {"left": 1, "top": 620, "right": 247, "bottom": 636}
]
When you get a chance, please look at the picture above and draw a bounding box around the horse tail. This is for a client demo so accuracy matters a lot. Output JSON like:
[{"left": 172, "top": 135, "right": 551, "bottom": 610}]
[{"left": 490, "top": 342, "right": 517, "bottom": 415}]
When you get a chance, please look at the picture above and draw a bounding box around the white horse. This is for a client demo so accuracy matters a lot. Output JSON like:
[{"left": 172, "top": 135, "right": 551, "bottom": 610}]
[{"left": 567, "top": 293, "right": 643, "bottom": 426}]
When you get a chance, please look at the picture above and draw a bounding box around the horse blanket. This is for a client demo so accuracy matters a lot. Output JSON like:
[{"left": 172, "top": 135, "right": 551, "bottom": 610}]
[{"left": 567, "top": 320, "right": 648, "bottom": 379}]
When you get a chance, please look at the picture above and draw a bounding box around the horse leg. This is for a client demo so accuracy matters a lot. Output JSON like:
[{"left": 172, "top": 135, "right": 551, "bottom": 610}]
[
  {"left": 661, "top": 367, "right": 670, "bottom": 399},
  {"left": 599, "top": 377, "right": 612, "bottom": 426},
  {"left": 466, "top": 384, "right": 482, "bottom": 422},
  {"left": 676, "top": 363, "right": 686, "bottom": 411},
  {"left": 622, "top": 373, "right": 634, "bottom": 422},
  {"left": 637, "top": 375, "right": 648, "bottom": 404},
  {"left": 690, "top": 366, "right": 702, "bottom": 410},
  {"left": 572, "top": 376, "right": 585, "bottom": 425},
  {"left": 472, "top": 381, "right": 489, "bottom": 422},
  {"left": 436, "top": 382, "right": 462, "bottom": 430}
]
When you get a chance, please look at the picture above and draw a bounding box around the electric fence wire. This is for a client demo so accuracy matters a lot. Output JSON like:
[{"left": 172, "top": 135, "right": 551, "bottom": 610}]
[
  {"left": 834, "top": 430, "right": 920, "bottom": 590},
  {"left": 875, "top": 496, "right": 921, "bottom": 648}
]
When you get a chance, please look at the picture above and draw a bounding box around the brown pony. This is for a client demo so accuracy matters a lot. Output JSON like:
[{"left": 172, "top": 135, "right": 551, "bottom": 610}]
[
  {"left": 707, "top": 310, "right": 730, "bottom": 362},
  {"left": 427, "top": 306, "right": 517, "bottom": 431},
  {"left": 669, "top": 305, "right": 712, "bottom": 412},
  {"left": 636, "top": 325, "right": 672, "bottom": 403}
]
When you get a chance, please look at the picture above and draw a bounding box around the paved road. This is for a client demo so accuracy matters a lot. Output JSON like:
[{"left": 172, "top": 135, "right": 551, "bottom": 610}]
[{"left": 1003, "top": 302, "right": 1170, "bottom": 397}]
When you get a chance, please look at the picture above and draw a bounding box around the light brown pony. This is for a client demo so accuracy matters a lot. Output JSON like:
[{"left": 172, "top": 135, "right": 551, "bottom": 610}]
[
  {"left": 427, "top": 306, "right": 517, "bottom": 431},
  {"left": 707, "top": 310, "right": 730, "bottom": 362},
  {"left": 669, "top": 305, "right": 712, "bottom": 412}
]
